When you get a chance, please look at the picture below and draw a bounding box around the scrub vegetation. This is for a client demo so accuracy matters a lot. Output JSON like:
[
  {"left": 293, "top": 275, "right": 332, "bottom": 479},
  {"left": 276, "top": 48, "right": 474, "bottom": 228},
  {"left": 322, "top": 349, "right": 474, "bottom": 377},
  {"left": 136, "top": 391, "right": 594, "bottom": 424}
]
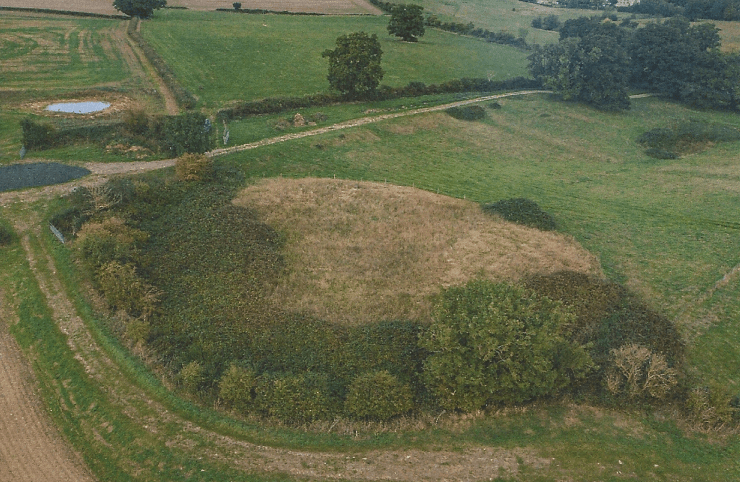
[{"left": 2, "top": 0, "right": 740, "bottom": 480}]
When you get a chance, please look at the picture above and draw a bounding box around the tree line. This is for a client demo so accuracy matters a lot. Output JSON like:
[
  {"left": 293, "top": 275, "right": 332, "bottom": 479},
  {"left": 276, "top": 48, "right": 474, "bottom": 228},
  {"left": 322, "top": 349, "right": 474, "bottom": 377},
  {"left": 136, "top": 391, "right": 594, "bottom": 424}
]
[{"left": 528, "top": 16, "right": 740, "bottom": 111}]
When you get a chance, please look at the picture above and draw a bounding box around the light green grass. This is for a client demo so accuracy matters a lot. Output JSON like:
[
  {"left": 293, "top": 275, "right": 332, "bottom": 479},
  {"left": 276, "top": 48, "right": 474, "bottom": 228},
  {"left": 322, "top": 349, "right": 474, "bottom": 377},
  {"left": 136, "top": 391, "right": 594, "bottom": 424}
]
[{"left": 141, "top": 10, "right": 529, "bottom": 108}]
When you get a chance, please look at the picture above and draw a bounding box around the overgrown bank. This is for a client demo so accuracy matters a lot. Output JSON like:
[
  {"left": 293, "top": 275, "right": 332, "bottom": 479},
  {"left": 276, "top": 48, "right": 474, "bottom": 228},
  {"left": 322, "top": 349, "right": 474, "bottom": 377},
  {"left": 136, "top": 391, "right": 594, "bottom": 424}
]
[{"left": 46, "top": 168, "right": 737, "bottom": 428}]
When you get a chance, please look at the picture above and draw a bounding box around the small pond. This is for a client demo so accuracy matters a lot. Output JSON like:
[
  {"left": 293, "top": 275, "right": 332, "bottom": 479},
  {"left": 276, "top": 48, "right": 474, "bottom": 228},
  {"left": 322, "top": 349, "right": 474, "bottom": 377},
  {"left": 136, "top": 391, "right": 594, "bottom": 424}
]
[
  {"left": 0, "top": 163, "right": 91, "bottom": 192},
  {"left": 46, "top": 101, "right": 111, "bottom": 114}
]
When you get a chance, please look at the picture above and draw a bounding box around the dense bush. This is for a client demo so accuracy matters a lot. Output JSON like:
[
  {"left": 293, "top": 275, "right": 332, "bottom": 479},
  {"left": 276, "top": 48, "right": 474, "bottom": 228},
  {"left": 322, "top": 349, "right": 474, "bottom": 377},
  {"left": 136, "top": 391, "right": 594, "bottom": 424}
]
[
  {"left": 180, "top": 360, "right": 205, "bottom": 394},
  {"left": 163, "top": 112, "right": 215, "bottom": 156},
  {"left": 21, "top": 118, "right": 56, "bottom": 149},
  {"left": 524, "top": 271, "right": 686, "bottom": 397},
  {"left": 345, "top": 371, "right": 414, "bottom": 420},
  {"left": 175, "top": 153, "right": 214, "bottom": 181},
  {"left": 74, "top": 217, "right": 148, "bottom": 273},
  {"left": 96, "top": 261, "right": 161, "bottom": 320},
  {"left": 219, "top": 364, "right": 258, "bottom": 411},
  {"left": 445, "top": 105, "right": 486, "bottom": 121},
  {"left": 685, "top": 383, "right": 739, "bottom": 430},
  {"left": 256, "top": 372, "right": 335, "bottom": 423},
  {"left": 420, "top": 280, "right": 592, "bottom": 411},
  {"left": 605, "top": 344, "right": 678, "bottom": 400},
  {"left": 0, "top": 221, "right": 15, "bottom": 247},
  {"left": 481, "top": 198, "right": 557, "bottom": 231}
]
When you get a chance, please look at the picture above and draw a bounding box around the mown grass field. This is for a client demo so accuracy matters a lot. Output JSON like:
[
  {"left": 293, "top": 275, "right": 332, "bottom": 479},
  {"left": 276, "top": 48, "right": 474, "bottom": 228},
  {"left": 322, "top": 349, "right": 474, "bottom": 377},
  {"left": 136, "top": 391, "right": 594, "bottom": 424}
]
[
  {"left": 141, "top": 10, "right": 529, "bottom": 108},
  {"left": 0, "top": 13, "right": 129, "bottom": 91}
]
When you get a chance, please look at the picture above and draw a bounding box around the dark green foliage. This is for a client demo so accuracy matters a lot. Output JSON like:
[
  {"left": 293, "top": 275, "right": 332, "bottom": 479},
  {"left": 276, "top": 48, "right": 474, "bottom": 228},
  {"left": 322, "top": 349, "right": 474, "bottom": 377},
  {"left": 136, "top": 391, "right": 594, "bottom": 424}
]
[
  {"left": 628, "top": 18, "right": 740, "bottom": 110},
  {"left": 524, "top": 271, "right": 686, "bottom": 388},
  {"left": 529, "top": 32, "right": 631, "bottom": 111},
  {"left": 345, "top": 371, "right": 414, "bottom": 420},
  {"left": 219, "top": 364, "right": 258, "bottom": 411},
  {"left": 644, "top": 148, "right": 679, "bottom": 160},
  {"left": 0, "top": 5, "right": 128, "bottom": 19},
  {"left": 445, "top": 105, "right": 486, "bottom": 121},
  {"left": 532, "top": 15, "right": 561, "bottom": 31},
  {"left": 217, "top": 77, "right": 541, "bottom": 121},
  {"left": 420, "top": 280, "right": 592, "bottom": 411},
  {"left": 345, "top": 320, "right": 428, "bottom": 397},
  {"left": 481, "top": 198, "right": 556, "bottom": 231},
  {"left": 387, "top": 4, "right": 425, "bottom": 42},
  {"left": 49, "top": 208, "right": 86, "bottom": 239},
  {"left": 162, "top": 112, "right": 214, "bottom": 156},
  {"left": 323, "top": 32, "right": 384, "bottom": 97},
  {"left": 488, "top": 102, "right": 501, "bottom": 110},
  {"left": 123, "top": 109, "right": 150, "bottom": 136},
  {"left": 21, "top": 118, "right": 55, "bottom": 149},
  {"left": 637, "top": 121, "right": 740, "bottom": 158},
  {"left": 256, "top": 372, "right": 335, "bottom": 423},
  {"left": 112, "top": 0, "right": 166, "bottom": 18},
  {"left": 0, "top": 221, "right": 15, "bottom": 247},
  {"left": 232, "top": 2, "right": 241, "bottom": 9}
]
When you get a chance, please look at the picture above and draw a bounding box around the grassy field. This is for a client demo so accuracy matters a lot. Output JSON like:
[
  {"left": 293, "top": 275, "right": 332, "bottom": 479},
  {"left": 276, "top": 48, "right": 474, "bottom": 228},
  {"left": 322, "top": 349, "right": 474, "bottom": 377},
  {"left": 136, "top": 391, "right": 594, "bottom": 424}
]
[
  {"left": 141, "top": 10, "right": 529, "bottom": 108},
  {"left": 0, "top": 13, "right": 130, "bottom": 91}
]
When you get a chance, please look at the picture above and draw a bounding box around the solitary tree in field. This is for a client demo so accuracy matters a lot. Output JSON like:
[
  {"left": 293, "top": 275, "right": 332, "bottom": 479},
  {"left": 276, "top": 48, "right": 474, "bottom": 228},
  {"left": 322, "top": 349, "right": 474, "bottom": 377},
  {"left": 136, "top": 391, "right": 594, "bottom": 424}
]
[
  {"left": 113, "top": 0, "right": 167, "bottom": 19},
  {"left": 322, "top": 32, "right": 384, "bottom": 98},
  {"left": 387, "top": 4, "right": 425, "bottom": 42}
]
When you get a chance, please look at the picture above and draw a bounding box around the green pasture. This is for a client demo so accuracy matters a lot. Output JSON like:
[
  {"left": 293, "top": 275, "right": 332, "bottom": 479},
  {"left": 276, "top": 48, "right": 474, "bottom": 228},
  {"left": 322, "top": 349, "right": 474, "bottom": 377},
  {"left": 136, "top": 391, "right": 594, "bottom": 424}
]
[
  {"left": 218, "top": 94, "right": 740, "bottom": 389},
  {"left": 141, "top": 10, "right": 529, "bottom": 108},
  {"left": 0, "top": 13, "right": 130, "bottom": 91}
]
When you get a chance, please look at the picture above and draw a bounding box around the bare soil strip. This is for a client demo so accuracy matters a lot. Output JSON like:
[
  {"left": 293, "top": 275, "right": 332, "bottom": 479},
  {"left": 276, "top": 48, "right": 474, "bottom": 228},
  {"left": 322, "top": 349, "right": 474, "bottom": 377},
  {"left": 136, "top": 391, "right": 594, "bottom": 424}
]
[{"left": 0, "top": 285, "right": 95, "bottom": 482}]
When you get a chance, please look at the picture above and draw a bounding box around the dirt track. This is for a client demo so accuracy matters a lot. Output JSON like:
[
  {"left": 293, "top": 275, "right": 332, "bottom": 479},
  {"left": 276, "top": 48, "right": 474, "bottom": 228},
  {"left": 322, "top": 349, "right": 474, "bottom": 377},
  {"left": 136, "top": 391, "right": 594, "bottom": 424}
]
[{"left": 0, "top": 279, "right": 95, "bottom": 481}]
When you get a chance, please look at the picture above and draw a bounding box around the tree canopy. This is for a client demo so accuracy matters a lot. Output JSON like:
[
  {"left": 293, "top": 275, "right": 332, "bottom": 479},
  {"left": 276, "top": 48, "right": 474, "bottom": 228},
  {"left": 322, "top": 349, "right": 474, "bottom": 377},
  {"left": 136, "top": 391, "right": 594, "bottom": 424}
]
[
  {"left": 420, "top": 280, "right": 592, "bottom": 412},
  {"left": 322, "top": 32, "right": 384, "bottom": 97},
  {"left": 529, "top": 16, "right": 740, "bottom": 111},
  {"left": 113, "top": 0, "right": 167, "bottom": 18},
  {"left": 387, "top": 4, "right": 426, "bottom": 42}
]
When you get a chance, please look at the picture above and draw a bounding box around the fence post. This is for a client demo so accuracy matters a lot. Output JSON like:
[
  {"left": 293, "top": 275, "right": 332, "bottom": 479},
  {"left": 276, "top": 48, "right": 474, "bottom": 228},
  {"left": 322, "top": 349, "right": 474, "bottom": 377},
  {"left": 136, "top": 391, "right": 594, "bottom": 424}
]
[{"left": 49, "top": 223, "right": 65, "bottom": 244}]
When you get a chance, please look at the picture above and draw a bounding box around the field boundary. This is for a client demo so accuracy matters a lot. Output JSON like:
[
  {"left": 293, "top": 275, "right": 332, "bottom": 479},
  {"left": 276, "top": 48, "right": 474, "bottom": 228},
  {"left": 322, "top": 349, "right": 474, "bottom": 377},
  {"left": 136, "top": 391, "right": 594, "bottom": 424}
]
[
  {"left": 208, "top": 90, "right": 552, "bottom": 157},
  {"left": 0, "top": 6, "right": 128, "bottom": 20}
]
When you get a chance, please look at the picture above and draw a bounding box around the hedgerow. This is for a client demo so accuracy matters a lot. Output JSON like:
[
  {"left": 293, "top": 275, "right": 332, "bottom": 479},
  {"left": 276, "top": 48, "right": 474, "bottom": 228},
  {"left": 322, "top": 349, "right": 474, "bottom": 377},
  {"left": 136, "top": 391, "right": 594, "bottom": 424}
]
[
  {"left": 217, "top": 77, "right": 541, "bottom": 121},
  {"left": 127, "top": 18, "right": 196, "bottom": 109}
]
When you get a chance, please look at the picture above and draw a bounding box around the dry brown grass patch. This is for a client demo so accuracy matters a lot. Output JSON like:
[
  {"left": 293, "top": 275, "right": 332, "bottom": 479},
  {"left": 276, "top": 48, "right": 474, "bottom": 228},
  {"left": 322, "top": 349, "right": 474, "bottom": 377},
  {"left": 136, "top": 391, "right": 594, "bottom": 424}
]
[{"left": 234, "top": 177, "right": 602, "bottom": 326}]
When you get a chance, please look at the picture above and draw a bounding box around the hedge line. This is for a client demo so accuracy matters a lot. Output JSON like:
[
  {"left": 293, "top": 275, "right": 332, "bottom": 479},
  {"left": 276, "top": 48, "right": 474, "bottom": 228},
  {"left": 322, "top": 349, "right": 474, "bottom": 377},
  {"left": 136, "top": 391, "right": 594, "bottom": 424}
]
[
  {"left": 0, "top": 6, "right": 129, "bottom": 19},
  {"left": 217, "top": 76, "right": 541, "bottom": 121},
  {"left": 126, "top": 18, "right": 196, "bottom": 110},
  {"left": 216, "top": 8, "right": 327, "bottom": 16},
  {"left": 367, "top": 0, "right": 529, "bottom": 49}
]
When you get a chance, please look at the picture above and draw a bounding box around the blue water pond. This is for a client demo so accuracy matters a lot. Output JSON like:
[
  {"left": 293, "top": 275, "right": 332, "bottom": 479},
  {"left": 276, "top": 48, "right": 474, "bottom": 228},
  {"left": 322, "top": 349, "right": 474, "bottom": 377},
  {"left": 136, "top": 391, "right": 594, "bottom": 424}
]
[
  {"left": 46, "top": 101, "right": 111, "bottom": 114},
  {"left": 0, "top": 163, "right": 91, "bottom": 192}
]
